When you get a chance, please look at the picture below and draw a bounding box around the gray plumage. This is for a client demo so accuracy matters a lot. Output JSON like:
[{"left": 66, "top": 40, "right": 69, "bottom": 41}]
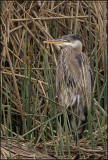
[
  {"left": 56, "top": 45, "right": 93, "bottom": 133},
  {"left": 44, "top": 34, "right": 93, "bottom": 134}
]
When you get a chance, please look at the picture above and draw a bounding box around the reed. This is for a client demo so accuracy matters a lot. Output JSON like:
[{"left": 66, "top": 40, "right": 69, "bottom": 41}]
[{"left": 1, "top": 1, "right": 107, "bottom": 159}]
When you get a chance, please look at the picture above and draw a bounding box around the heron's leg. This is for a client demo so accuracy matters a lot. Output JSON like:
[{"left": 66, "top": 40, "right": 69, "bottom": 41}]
[
  {"left": 75, "top": 133, "right": 82, "bottom": 146},
  {"left": 75, "top": 134, "right": 77, "bottom": 146},
  {"left": 75, "top": 133, "right": 79, "bottom": 146}
]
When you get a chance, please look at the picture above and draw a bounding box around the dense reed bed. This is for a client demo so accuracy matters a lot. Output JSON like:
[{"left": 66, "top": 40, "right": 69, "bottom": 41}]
[{"left": 1, "top": 1, "right": 107, "bottom": 159}]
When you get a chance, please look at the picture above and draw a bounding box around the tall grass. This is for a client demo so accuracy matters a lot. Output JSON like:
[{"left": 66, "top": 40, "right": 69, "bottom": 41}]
[{"left": 1, "top": 1, "right": 107, "bottom": 159}]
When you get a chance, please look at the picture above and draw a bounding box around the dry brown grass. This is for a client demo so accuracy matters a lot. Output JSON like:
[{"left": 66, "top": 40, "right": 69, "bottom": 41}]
[{"left": 1, "top": 1, "right": 107, "bottom": 159}]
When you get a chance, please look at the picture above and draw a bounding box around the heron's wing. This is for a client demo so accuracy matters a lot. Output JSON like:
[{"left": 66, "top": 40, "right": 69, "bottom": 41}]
[{"left": 75, "top": 53, "right": 94, "bottom": 105}]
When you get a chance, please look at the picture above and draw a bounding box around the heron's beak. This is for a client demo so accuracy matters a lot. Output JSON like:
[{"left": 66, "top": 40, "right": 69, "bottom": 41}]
[{"left": 43, "top": 38, "right": 64, "bottom": 44}]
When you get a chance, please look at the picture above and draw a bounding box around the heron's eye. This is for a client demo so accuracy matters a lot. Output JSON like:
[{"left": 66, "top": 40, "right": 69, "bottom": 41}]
[{"left": 68, "top": 39, "right": 71, "bottom": 42}]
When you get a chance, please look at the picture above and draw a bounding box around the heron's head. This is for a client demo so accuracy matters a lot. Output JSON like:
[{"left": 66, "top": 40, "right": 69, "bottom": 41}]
[{"left": 44, "top": 34, "right": 82, "bottom": 52}]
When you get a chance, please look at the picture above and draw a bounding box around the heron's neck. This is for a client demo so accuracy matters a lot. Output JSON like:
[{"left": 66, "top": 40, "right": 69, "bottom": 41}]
[
  {"left": 62, "top": 45, "right": 82, "bottom": 57},
  {"left": 71, "top": 40, "right": 82, "bottom": 53}
]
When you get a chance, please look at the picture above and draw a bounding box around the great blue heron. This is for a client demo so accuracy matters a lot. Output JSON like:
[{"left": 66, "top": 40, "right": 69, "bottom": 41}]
[{"left": 44, "top": 34, "right": 93, "bottom": 136}]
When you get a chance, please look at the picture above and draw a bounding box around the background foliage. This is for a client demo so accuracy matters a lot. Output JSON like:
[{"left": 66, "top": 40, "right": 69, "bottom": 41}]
[{"left": 1, "top": 1, "right": 107, "bottom": 159}]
